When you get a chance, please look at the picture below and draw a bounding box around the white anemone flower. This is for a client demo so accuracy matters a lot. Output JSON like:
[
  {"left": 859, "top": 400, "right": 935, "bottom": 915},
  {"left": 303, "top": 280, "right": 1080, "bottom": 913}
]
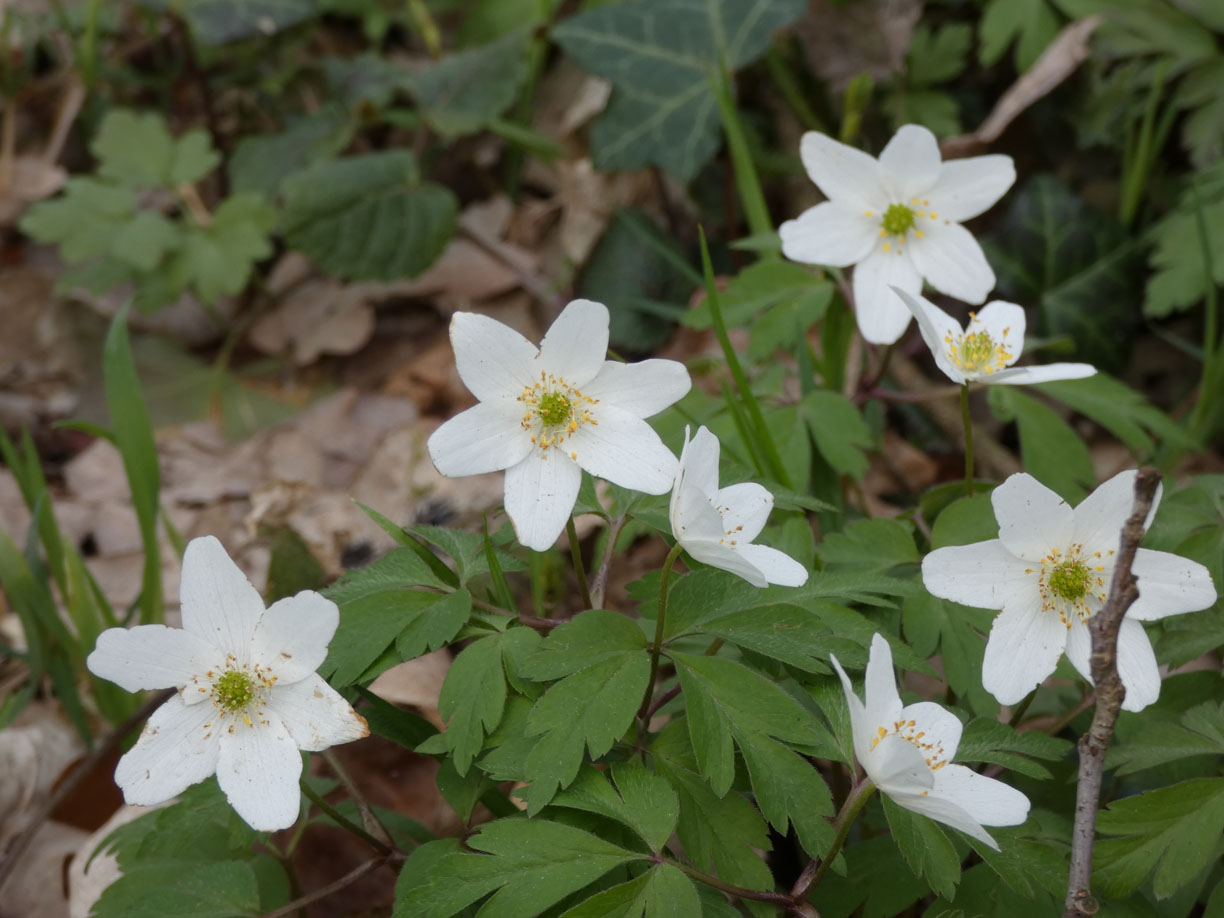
[
  {"left": 923, "top": 471, "right": 1217, "bottom": 712},
  {"left": 831, "top": 633, "right": 1030, "bottom": 850},
  {"left": 779, "top": 124, "right": 1015, "bottom": 346},
  {"left": 427, "top": 299, "right": 691, "bottom": 551},
  {"left": 892, "top": 288, "right": 1097, "bottom": 386},
  {"left": 669, "top": 426, "right": 808, "bottom": 588},
  {"left": 86, "top": 536, "right": 368, "bottom": 831}
]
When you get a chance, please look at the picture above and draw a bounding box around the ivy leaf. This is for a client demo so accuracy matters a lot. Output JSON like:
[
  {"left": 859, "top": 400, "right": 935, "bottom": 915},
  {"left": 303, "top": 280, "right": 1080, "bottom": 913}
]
[
  {"left": 404, "top": 29, "right": 533, "bottom": 135},
  {"left": 955, "top": 717, "right": 1072, "bottom": 780},
  {"left": 553, "top": 0, "right": 805, "bottom": 180},
  {"left": 1094, "top": 777, "right": 1224, "bottom": 899},
  {"left": 393, "top": 821, "right": 642, "bottom": 918},
  {"left": 551, "top": 762, "right": 679, "bottom": 853},
  {"left": 137, "top": 0, "right": 319, "bottom": 45},
  {"left": 282, "top": 150, "right": 458, "bottom": 280},
  {"left": 559, "top": 863, "right": 701, "bottom": 918},
  {"left": 882, "top": 795, "right": 962, "bottom": 900}
]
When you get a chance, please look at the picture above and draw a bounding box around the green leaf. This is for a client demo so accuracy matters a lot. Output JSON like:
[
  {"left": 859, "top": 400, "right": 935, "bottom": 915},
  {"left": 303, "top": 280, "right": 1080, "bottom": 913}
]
[
  {"left": 1145, "top": 162, "right": 1224, "bottom": 318},
  {"left": 137, "top": 0, "right": 318, "bottom": 45},
  {"left": 1094, "top": 777, "right": 1224, "bottom": 898},
  {"left": 228, "top": 104, "right": 354, "bottom": 196},
  {"left": 1034, "top": 373, "right": 1195, "bottom": 457},
  {"left": 396, "top": 589, "right": 472, "bottom": 660},
  {"left": 264, "top": 527, "right": 326, "bottom": 603},
  {"left": 1106, "top": 700, "right": 1224, "bottom": 775},
  {"left": 19, "top": 178, "right": 135, "bottom": 262},
  {"left": 955, "top": 717, "right": 1072, "bottom": 780},
  {"left": 408, "top": 524, "right": 527, "bottom": 587},
  {"left": 987, "top": 386, "right": 1095, "bottom": 503},
  {"left": 353, "top": 685, "right": 438, "bottom": 750},
  {"left": 321, "top": 588, "right": 442, "bottom": 686},
  {"left": 695, "top": 603, "right": 836, "bottom": 673},
  {"left": 551, "top": 762, "right": 679, "bottom": 852},
  {"left": 520, "top": 609, "right": 647, "bottom": 680},
  {"left": 902, "top": 592, "right": 998, "bottom": 717},
  {"left": 560, "top": 864, "right": 701, "bottom": 918},
  {"left": 405, "top": 29, "right": 533, "bottom": 135},
  {"left": 553, "top": 0, "right": 806, "bottom": 180},
  {"left": 92, "top": 110, "right": 220, "bottom": 188},
  {"left": 907, "top": 23, "right": 971, "bottom": 86},
  {"left": 930, "top": 495, "right": 999, "bottom": 550},
  {"left": 982, "top": 175, "right": 1142, "bottom": 374},
  {"left": 393, "top": 821, "right": 642, "bottom": 918},
  {"left": 978, "top": 0, "right": 1063, "bottom": 71},
  {"left": 882, "top": 795, "right": 962, "bottom": 900},
  {"left": 816, "top": 519, "right": 919, "bottom": 573},
  {"left": 800, "top": 389, "right": 873, "bottom": 480},
  {"left": 166, "top": 193, "right": 275, "bottom": 305},
  {"left": 111, "top": 211, "right": 181, "bottom": 272},
  {"left": 436, "top": 633, "right": 511, "bottom": 774},
  {"left": 282, "top": 151, "right": 458, "bottom": 280},
  {"left": 90, "top": 860, "right": 261, "bottom": 918}
]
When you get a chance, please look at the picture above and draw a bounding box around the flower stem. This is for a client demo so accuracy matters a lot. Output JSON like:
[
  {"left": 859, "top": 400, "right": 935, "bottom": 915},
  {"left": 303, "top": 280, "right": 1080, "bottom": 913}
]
[
  {"left": 961, "top": 383, "right": 975, "bottom": 496},
  {"left": 791, "top": 778, "right": 877, "bottom": 901},
  {"left": 300, "top": 780, "right": 395, "bottom": 857},
  {"left": 566, "top": 517, "right": 594, "bottom": 610},
  {"left": 636, "top": 543, "right": 685, "bottom": 734},
  {"left": 666, "top": 858, "right": 797, "bottom": 909}
]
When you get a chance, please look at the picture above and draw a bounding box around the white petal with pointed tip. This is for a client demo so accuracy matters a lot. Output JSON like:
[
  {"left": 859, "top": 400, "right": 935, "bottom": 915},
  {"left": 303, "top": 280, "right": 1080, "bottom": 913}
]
[
  {"left": 1128, "top": 548, "right": 1217, "bottom": 621},
  {"left": 987, "top": 363, "right": 1098, "bottom": 386},
  {"left": 870, "top": 734, "right": 935, "bottom": 794},
  {"left": 1116, "top": 617, "right": 1162, "bottom": 712},
  {"left": 251, "top": 591, "right": 339, "bottom": 684},
  {"left": 922, "top": 540, "right": 1034, "bottom": 609},
  {"left": 675, "top": 426, "right": 721, "bottom": 502},
  {"left": 864, "top": 634, "right": 903, "bottom": 741},
  {"left": 570, "top": 405, "right": 677, "bottom": 495},
  {"left": 982, "top": 591, "right": 1067, "bottom": 704},
  {"left": 272, "top": 673, "right": 370, "bottom": 751},
  {"left": 799, "top": 131, "right": 887, "bottom": 211},
  {"left": 537, "top": 299, "right": 609, "bottom": 387},
  {"left": 878, "top": 124, "right": 941, "bottom": 200},
  {"left": 672, "top": 478, "right": 725, "bottom": 545},
  {"left": 583, "top": 359, "right": 692, "bottom": 419},
  {"left": 216, "top": 711, "right": 304, "bottom": 831},
  {"left": 778, "top": 202, "right": 878, "bottom": 267},
  {"left": 427, "top": 401, "right": 529, "bottom": 477},
  {"left": 114, "top": 695, "right": 221, "bottom": 805},
  {"left": 927, "top": 155, "right": 1016, "bottom": 222},
  {"left": 1073, "top": 470, "right": 1161, "bottom": 556},
  {"left": 893, "top": 287, "right": 966, "bottom": 384},
  {"left": 829, "top": 652, "right": 871, "bottom": 765},
  {"left": 87, "top": 625, "right": 220, "bottom": 700},
  {"left": 933, "top": 763, "right": 1030, "bottom": 828},
  {"left": 733, "top": 543, "right": 808, "bottom": 587},
  {"left": 908, "top": 221, "right": 996, "bottom": 305},
  {"left": 889, "top": 789, "right": 1000, "bottom": 849},
  {"left": 683, "top": 539, "right": 772, "bottom": 589},
  {"left": 503, "top": 451, "right": 582, "bottom": 551},
  {"left": 853, "top": 247, "right": 922, "bottom": 344},
  {"left": 450, "top": 312, "right": 538, "bottom": 403},
  {"left": 179, "top": 535, "right": 264, "bottom": 656},
  {"left": 991, "top": 474, "right": 1072, "bottom": 562}
]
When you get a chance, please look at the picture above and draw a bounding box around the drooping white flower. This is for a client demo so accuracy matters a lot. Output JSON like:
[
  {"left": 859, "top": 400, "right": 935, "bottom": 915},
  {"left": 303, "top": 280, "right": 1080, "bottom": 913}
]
[
  {"left": 86, "top": 536, "right": 368, "bottom": 831},
  {"left": 779, "top": 124, "right": 1015, "bottom": 346},
  {"left": 892, "top": 288, "right": 1097, "bottom": 386},
  {"left": 831, "top": 633, "right": 1030, "bottom": 850},
  {"left": 923, "top": 471, "right": 1217, "bottom": 712},
  {"left": 427, "top": 299, "right": 691, "bottom": 551},
  {"left": 669, "top": 426, "right": 808, "bottom": 588}
]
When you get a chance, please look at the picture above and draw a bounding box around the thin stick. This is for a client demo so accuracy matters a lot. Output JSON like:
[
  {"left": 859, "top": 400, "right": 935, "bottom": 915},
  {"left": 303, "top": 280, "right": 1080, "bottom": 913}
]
[
  {"left": 565, "top": 517, "right": 593, "bottom": 610},
  {"left": 299, "top": 781, "right": 393, "bottom": 857},
  {"left": 260, "top": 855, "right": 394, "bottom": 918},
  {"left": 961, "top": 383, "right": 975, "bottom": 496},
  {"left": 791, "top": 778, "right": 877, "bottom": 901},
  {"left": 1063, "top": 468, "right": 1162, "bottom": 917},
  {"left": 0, "top": 688, "right": 175, "bottom": 896},
  {"left": 589, "top": 514, "right": 627, "bottom": 610},
  {"left": 322, "top": 749, "right": 394, "bottom": 850},
  {"left": 635, "top": 543, "right": 684, "bottom": 740}
]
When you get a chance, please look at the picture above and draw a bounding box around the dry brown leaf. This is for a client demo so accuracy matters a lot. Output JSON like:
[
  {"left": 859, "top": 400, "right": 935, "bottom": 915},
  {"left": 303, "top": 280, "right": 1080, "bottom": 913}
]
[
  {"left": 0, "top": 156, "right": 66, "bottom": 225},
  {"left": 249, "top": 277, "right": 376, "bottom": 365},
  {"left": 796, "top": 0, "right": 921, "bottom": 93},
  {"left": 67, "top": 804, "right": 170, "bottom": 918},
  {"left": 368, "top": 650, "right": 451, "bottom": 727},
  {"left": 0, "top": 705, "right": 85, "bottom": 850}
]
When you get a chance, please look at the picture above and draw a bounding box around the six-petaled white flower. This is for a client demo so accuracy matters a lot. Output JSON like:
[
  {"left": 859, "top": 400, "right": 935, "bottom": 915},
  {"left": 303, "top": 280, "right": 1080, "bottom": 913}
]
[
  {"left": 86, "top": 536, "right": 368, "bottom": 831},
  {"left": 427, "top": 299, "right": 691, "bottom": 551},
  {"left": 779, "top": 124, "right": 1015, "bottom": 345},
  {"left": 669, "top": 426, "right": 808, "bottom": 588},
  {"left": 923, "top": 471, "right": 1217, "bottom": 712},
  {"left": 831, "top": 633, "right": 1030, "bottom": 850},
  {"left": 892, "top": 288, "right": 1097, "bottom": 386}
]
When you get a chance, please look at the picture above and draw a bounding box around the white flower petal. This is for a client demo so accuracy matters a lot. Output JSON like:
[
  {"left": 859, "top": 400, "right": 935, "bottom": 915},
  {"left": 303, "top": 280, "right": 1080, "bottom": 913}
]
[
  {"left": 180, "top": 536, "right": 265, "bottom": 657},
  {"left": 991, "top": 474, "right": 1072, "bottom": 562},
  {"left": 270, "top": 673, "right": 369, "bottom": 751},
  {"left": 853, "top": 247, "right": 921, "bottom": 345},
  {"left": 1073, "top": 470, "right": 1162, "bottom": 557},
  {"left": 864, "top": 633, "right": 903, "bottom": 739},
  {"left": 1117, "top": 617, "right": 1162, "bottom": 712},
  {"left": 899, "top": 701, "right": 963, "bottom": 761},
  {"left": 114, "top": 695, "right": 220, "bottom": 805},
  {"left": 908, "top": 221, "right": 996, "bottom": 305},
  {"left": 251, "top": 591, "right": 339, "bottom": 684},
  {"left": 714, "top": 482, "right": 773, "bottom": 542},
  {"left": 216, "top": 712, "right": 303, "bottom": 831},
  {"left": 673, "top": 481, "right": 726, "bottom": 546},
  {"left": 732, "top": 543, "right": 808, "bottom": 587},
  {"left": 970, "top": 301, "right": 1026, "bottom": 369},
  {"left": 878, "top": 124, "right": 941, "bottom": 200},
  {"left": 87, "top": 625, "right": 220, "bottom": 700},
  {"left": 1129, "top": 548, "right": 1218, "bottom": 621},
  {"left": 503, "top": 451, "right": 582, "bottom": 552},
  {"left": 892, "top": 286, "right": 966, "bottom": 384},
  {"left": 450, "top": 312, "right": 538, "bottom": 403},
  {"left": 427, "top": 401, "right": 530, "bottom": 477},
  {"left": 1064, "top": 616, "right": 1092, "bottom": 684},
  {"left": 683, "top": 538, "right": 772, "bottom": 588},
  {"left": 570, "top": 405, "right": 677, "bottom": 495},
  {"left": 779, "top": 202, "right": 878, "bottom": 267},
  {"left": 927, "top": 155, "right": 1016, "bottom": 223},
  {"left": 889, "top": 788, "right": 1000, "bottom": 849},
  {"left": 829, "top": 651, "right": 872, "bottom": 765},
  {"left": 932, "top": 764, "right": 1030, "bottom": 828},
  {"left": 870, "top": 733, "right": 934, "bottom": 794},
  {"left": 537, "top": 299, "right": 609, "bottom": 388},
  {"left": 583, "top": 359, "right": 691, "bottom": 419},
  {"left": 922, "top": 539, "right": 1034, "bottom": 609},
  {"left": 676, "top": 426, "right": 721, "bottom": 500},
  {"left": 987, "top": 363, "right": 1098, "bottom": 386},
  {"left": 981, "top": 592, "right": 1067, "bottom": 705},
  {"left": 799, "top": 131, "right": 887, "bottom": 211}
]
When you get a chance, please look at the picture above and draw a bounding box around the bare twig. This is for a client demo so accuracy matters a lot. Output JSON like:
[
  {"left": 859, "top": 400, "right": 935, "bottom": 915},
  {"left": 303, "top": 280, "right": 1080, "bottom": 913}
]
[
  {"left": 321, "top": 749, "right": 394, "bottom": 850},
  {"left": 260, "top": 855, "right": 394, "bottom": 918},
  {"left": 1063, "top": 467, "right": 1162, "bottom": 917},
  {"left": 0, "top": 688, "right": 175, "bottom": 897},
  {"left": 589, "top": 514, "right": 629, "bottom": 610}
]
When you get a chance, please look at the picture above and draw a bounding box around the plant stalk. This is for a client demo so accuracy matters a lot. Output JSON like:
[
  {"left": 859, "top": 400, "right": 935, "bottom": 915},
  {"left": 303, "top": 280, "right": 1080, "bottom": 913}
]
[{"left": 961, "top": 383, "right": 975, "bottom": 496}]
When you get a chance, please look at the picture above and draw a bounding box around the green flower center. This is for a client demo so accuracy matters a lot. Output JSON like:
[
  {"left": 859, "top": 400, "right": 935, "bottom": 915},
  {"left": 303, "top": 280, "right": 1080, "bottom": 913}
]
[
  {"left": 881, "top": 203, "right": 916, "bottom": 237},
  {"left": 213, "top": 670, "right": 257, "bottom": 712},
  {"left": 537, "top": 390, "right": 572, "bottom": 428},
  {"left": 958, "top": 332, "right": 998, "bottom": 372},
  {"left": 1048, "top": 560, "right": 1092, "bottom": 601}
]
